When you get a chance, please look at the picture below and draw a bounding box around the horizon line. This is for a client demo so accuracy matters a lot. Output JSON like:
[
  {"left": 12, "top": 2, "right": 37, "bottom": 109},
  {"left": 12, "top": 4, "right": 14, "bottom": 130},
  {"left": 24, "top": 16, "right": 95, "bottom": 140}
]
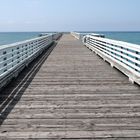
[{"left": 0, "top": 30, "right": 140, "bottom": 32}]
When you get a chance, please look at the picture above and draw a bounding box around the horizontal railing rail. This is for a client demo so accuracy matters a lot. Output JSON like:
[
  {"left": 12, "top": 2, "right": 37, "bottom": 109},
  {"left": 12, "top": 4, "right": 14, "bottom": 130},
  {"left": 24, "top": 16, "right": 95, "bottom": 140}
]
[
  {"left": 0, "top": 32, "right": 62, "bottom": 90},
  {"left": 71, "top": 32, "right": 81, "bottom": 39},
  {"left": 71, "top": 32, "right": 105, "bottom": 40},
  {"left": 83, "top": 35, "right": 140, "bottom": 85}
]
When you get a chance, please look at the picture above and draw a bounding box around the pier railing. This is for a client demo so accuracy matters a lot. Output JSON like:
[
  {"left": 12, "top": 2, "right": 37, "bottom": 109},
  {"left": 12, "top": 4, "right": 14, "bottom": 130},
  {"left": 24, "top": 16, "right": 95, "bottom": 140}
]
[
  {"left": 71, "top": 32, "right": 81, "bottom": 39},
  {"left": 71, "top": 32, "right": 105, "bottom": 40},
  {"left": 0, "top": 33, "right": 62, "bottom": 90},
  {"left": 72, "top": 32, "right": 140, "bottom": 85},
  {"left": 83, "top": 35, "right": 140, "bottom": 85}
]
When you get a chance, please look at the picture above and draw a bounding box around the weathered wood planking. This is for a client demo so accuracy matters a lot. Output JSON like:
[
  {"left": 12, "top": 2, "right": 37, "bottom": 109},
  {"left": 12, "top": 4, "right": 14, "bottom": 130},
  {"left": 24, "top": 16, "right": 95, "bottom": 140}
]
[{"left": 0, "top": 34, "right": 140, "bottom": 139}]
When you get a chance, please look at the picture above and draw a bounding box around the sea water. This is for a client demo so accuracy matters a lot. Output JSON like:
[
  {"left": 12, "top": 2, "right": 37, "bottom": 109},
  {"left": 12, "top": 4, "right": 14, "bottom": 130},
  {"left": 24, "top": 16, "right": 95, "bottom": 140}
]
[
  {"left": 80, "top": 31, "right": 140, "bottom": 45},
  {"left": 0, "top": 32, "right": 42, "bottom": 46},
  {"left": 97, "top": 32, "right": 140, "bottom": 45},
  {"left": 0, "top": 32, "right": 140, "bottom": 46}
]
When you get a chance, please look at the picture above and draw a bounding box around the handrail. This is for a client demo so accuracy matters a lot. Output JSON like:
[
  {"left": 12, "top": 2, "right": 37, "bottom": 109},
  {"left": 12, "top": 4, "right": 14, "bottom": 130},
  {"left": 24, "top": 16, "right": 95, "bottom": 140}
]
[
  {"left": 0, "top": 33, "right": 62, "bottom": 90},
  {"left": 71, "top": 32, "right": 81, "bottom": 39},
  {"left": 71, "top": 32, "right": 105, "bottom": 40},
  {"left": 83, "top": 35, "right": 140, "bottom": 85}
]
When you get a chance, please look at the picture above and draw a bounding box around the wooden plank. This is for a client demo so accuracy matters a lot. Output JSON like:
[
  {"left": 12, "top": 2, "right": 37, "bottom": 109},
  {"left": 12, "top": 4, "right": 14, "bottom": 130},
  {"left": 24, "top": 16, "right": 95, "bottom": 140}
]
[
  {"left": 1, "top": 130, "right": 140, "bottom": 138},
  {"left": 1, "top": 123, "right": 140, "bottom": 132}
]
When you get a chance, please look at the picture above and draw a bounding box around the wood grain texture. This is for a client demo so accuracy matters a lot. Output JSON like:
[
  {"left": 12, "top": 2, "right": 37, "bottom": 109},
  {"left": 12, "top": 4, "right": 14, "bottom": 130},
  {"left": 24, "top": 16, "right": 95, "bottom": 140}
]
[{"left": 0, "top": 34, "right": 140, "bottom": 139}]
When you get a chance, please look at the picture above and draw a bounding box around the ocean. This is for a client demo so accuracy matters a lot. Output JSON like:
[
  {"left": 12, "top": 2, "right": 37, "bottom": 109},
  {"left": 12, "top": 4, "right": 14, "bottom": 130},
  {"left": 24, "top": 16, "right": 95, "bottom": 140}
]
[
  {"left": 96, "top": 32, "right": 140, "bottom": 45},
  {"left": 0, "top": 32, "right": 140, "bottom": 46},
  {"left": 80, "top": 31, "right": 140, "bottom": 45},
  {"left": 0, "top": 32, "right": 42, "bottom": 46}
]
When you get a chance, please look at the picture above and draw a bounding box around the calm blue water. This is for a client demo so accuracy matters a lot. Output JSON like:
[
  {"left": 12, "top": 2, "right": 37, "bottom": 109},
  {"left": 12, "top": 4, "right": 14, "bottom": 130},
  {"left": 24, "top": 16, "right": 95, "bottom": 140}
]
[
  {"left": 0, "top": 32, "right": 42, "bottom": 46},
  {"left": 97, "top": 32, "right": 140, "bottom": 45},
  {"left": 0, "top": 32, "right": 140, "bottom": 45},
  {"left": 80, "top": 31, "right": 140, "bottom": 45}
]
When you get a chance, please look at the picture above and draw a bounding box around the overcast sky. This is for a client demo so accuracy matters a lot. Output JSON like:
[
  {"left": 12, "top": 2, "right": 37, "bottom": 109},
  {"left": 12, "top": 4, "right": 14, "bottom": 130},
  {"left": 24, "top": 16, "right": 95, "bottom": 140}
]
[{"left": 0, "top": 0, "right": 140, "bottom": 31}]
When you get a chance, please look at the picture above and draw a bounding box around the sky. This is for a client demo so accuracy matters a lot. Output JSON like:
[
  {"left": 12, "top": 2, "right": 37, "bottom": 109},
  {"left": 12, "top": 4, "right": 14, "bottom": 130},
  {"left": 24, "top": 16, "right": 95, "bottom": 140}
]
[{"left": 0, "top": 0, "right": 140, "bottom": 32}]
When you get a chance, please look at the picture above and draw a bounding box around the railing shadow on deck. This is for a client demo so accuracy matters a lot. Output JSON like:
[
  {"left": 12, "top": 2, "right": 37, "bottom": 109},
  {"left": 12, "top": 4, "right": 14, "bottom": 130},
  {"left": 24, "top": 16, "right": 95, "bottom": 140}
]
[{"left": 0, "top": 42, "right": 57, "bottom": 126}]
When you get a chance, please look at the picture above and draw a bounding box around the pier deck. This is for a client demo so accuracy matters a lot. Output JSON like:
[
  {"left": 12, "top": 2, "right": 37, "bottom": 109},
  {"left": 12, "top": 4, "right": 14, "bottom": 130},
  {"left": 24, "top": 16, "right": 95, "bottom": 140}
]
[{"left": 0, "top": 34, "right": 140, "bottom": 139}]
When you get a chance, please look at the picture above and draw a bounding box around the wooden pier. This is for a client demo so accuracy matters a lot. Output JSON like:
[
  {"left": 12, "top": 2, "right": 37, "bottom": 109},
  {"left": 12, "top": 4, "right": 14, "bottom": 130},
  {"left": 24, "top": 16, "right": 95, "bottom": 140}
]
[{"left": 0, "top": 34, "right": 140, "bottom": 139}]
